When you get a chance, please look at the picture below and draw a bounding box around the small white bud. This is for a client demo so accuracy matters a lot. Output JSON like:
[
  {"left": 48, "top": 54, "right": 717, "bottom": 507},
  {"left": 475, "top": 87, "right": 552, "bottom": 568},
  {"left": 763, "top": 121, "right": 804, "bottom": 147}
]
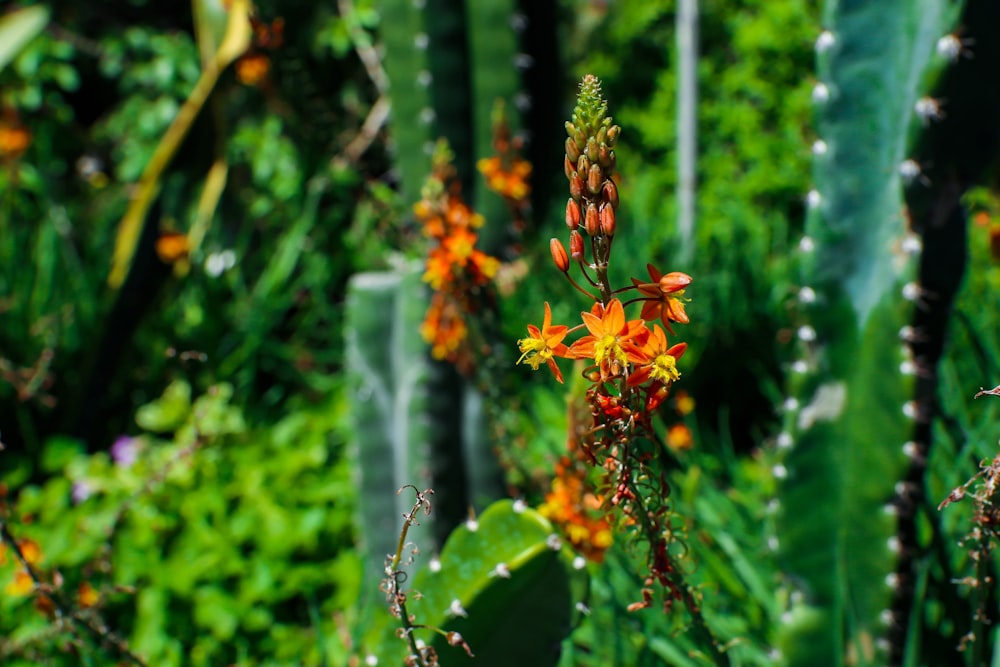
[
  {"left": 899, "top": 159, "right": 921, "bottom": 183},
  {"left": 772, "top": 464, "right": 788, "bottom": 479},
  {"left": 815, "top": 30, "right": 836, "bottom": 53},
  {"left": 812, "top": 82, "right": 831, "bottom": 104},
  {"left": 797, "top": 325, "right": 817, "bottom": 342},
  {"left": 493, "top": 563, "right": 511, "bottom": 578},
  {"left": 798, "top": 286, "right": 817, "bottom": 303},
  {"left": 777, "top": 432, "right": 794, "bottom": 450},
  {"left": 914, "top": 97, "right": 943, "bottom": 123},
  {"left": 414, "top": 33, "right": 429, "bottom": 50},
  {"left": 798, "top": 236, "right": 815, "bottom": 253},
  {"left": 807, "top": 189, "right": 822, "bottom": 209},
  {"left": 449, "top": 599, "right": 468, "bottom": 617},
  {"left": 791, "top": 360, "right": 809, "bottom": 374},
  {"left": 936, "top": 34, "right": 962, "bottom": 62}
]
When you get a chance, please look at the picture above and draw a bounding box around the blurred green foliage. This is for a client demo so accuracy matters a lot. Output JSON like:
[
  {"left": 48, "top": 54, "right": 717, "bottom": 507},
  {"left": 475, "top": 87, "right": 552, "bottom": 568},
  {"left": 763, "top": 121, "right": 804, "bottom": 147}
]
[
  {"left": 0, "top": 0, "right": 384, "bottom": 459},
  {"left": 1, "top": 380, "right": 358, "bottom": 666}
]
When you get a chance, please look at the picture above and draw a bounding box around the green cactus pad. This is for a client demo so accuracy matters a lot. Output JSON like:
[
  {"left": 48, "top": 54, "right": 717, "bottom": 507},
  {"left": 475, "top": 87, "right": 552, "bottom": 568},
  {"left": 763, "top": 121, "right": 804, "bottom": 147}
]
[{"left": 363, "top": 499, "right": 588, "bottom": 667}]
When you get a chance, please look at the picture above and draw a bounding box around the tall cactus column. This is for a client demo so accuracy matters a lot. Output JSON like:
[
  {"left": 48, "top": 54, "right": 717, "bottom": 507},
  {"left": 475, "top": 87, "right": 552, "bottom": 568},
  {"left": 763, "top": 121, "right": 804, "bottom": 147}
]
[
  {"left": 371, "top": 0, "right": 530, "bottom": 516},
  {"left": 773, "top": 1, "right": 963, "bottom": 665},
  {"left": 345, "top": 265, "right": 468, "bottom": 599}
]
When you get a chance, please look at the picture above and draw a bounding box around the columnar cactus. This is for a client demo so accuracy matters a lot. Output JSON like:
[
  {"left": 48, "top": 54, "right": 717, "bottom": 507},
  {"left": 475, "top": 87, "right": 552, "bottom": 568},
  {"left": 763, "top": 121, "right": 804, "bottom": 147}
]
[
  {"left": 345, "top": 264, "right": 467, "bottom": 598},
  {"left": 773, "top": 1, "right": 964, "bottom": 665}
]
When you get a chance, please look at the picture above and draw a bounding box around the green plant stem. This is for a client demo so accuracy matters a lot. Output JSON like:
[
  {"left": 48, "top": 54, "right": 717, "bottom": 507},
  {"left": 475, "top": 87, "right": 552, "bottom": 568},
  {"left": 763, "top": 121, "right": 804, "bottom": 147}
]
[{"left": 108, "top": 60, "right": 222, "bottom": 287}]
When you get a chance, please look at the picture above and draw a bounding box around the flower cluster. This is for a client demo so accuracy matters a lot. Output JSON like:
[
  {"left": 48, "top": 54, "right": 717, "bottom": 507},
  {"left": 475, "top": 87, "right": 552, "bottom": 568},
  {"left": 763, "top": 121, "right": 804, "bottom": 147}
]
[
  {"left": 517, "top": 75, "right": 696, "bottom": 613},
  {"left": 476, "top": 101, "right": 532, "bottom": 205},
  {"left": 539, "top": 391, "right": 614, "bottom": 563},
  {"left": 417, "top": 141, "right": 500, "bottom": 369}
]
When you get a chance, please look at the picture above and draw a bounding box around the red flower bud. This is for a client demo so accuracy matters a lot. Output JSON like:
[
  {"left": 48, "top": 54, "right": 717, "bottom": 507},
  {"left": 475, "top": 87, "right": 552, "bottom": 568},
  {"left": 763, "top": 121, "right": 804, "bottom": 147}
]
[
  {"left": 584, "top": 202, "right": 600, "bottom": 235},
  {"left": 570, "top": 230, "right": 585, "bottom": 261},
  {"left": 565, "top": 136, "right": 581, "bottom": 163},
  {"left": 565, "top": 198, "right": 581, "bottom": 230},
  {"left": 599, "top": 145, "right": 615, "bottom": 171},
  {"left": 659, "top": 271, "right": 693, "bottom": 293},
  {"left": 570, "top": 172, "right": 584, "bottom": 201},
  {"left": 587, "top": 164, "right": 604, "bottom": 195},
  {"left": 607, "top": 124, "right": 620, "bottom": 146},
  {"left": 550, "top": 238, "right": 569, "bottom": 272},
  {"left": 600, "top": 202, "right": 616, "bottom": 236},
  {"left": 603, "top": 178, "right": 619, "bottom": 209},
  {"left": 564, "top": 156, "right": 575, "bottom": 181}
]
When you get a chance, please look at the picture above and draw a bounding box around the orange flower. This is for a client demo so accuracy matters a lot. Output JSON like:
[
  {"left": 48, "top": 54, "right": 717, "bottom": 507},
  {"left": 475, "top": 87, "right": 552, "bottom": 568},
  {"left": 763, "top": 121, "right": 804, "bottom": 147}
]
[
  {"left": 627, "top": 324, "right": 687, "bottom": 387},
  {"left": 17, "top": 538, "right": 42, "bottom": 566},
  {"left": 567, "top": 299, "right": 645, "bottom": 380},
  {"left": 478, "top": 156, "right": 532, "bottom": 201},
  {"left": 235, "top": 53, "right": 271, "bottom": 86},
  {"left": 631, "top": 264, "right": 691, "bottom": 332},
  {"left": 666, "top": 423, "right": 694, "bottom": 451},
  {"left": 0, "top": 124, "right": 30, "bottom": 158},
  {"left": 517, "top": 302, "right": 570, "bottom": 383},
  {"left": 423, "top": 247, "right": 454, "bottom": 290},
  {"left": 78, "top": 581, "right": 99, "bottom": 608},
  {"left": 5, "top": 570, "right": 33, "bottom": 596}
]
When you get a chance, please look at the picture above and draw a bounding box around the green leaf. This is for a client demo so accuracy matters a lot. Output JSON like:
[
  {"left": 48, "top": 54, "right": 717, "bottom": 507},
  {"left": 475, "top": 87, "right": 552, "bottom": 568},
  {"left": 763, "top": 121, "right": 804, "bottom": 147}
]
[{"left": 0, "top": 5, "right": 50, "bottom": 73}]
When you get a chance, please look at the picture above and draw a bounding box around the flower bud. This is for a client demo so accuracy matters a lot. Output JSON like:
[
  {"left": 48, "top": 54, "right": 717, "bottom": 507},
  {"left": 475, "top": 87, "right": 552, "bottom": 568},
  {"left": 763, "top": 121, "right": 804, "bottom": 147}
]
[
  {"left": 599, "top": 202, "right": 616, "bottom": 236},
  {"left": 584, "top": 202, "right": 600, "bottom": 235},
  {"left": 603, "top": 178, "right": 619, "bottom": 209},
  {"left": 586, "top": 137, "right": 599, "bottom": 162},
  {"left": 587, "top": 163, "right": 604, "bottom": 195},
  {"left": 565, "top": 198, "right": 581, "bottom": 229},
  {"left": 564, "top": 156, "right": 575, "bottom": 181},
  {"left": 565, "top": 136, "right": 581, "bottom": 163},
  {"left": 659, "top": 271, "right": 693, "bottom": 293},
  {"left": 564, "top": 121, "right": 577, "bottom": 139},
  {"left": 570, "top": 230, "right": 585, "bottom": 261},
  {"left": 576, "top": 154, "right": 590, "bottom": 178},
  {"left": 598, "top": 145, "right": 615, "bottom": 171},
  {"left": 607, "top": 124, "right": 620, "bottom": 146},
  {"left": 597, "top": 125, "right": 607, "bottom": 146},
  {"left": 570, "top": 171, "right": 584, "bottom": 201},
  {"left": 550, "top": 238, "right": 569, "bottom": 272}
]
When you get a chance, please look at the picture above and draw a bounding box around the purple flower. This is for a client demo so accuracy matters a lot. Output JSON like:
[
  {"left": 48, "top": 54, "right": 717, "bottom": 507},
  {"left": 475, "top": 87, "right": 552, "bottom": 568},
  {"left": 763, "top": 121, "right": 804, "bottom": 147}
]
[
  {"left": 110, "top": 436, "right": 138, "bottom": 468},
  {"left": 72, "top": 480, "right": 93, "bottom": 504}
]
